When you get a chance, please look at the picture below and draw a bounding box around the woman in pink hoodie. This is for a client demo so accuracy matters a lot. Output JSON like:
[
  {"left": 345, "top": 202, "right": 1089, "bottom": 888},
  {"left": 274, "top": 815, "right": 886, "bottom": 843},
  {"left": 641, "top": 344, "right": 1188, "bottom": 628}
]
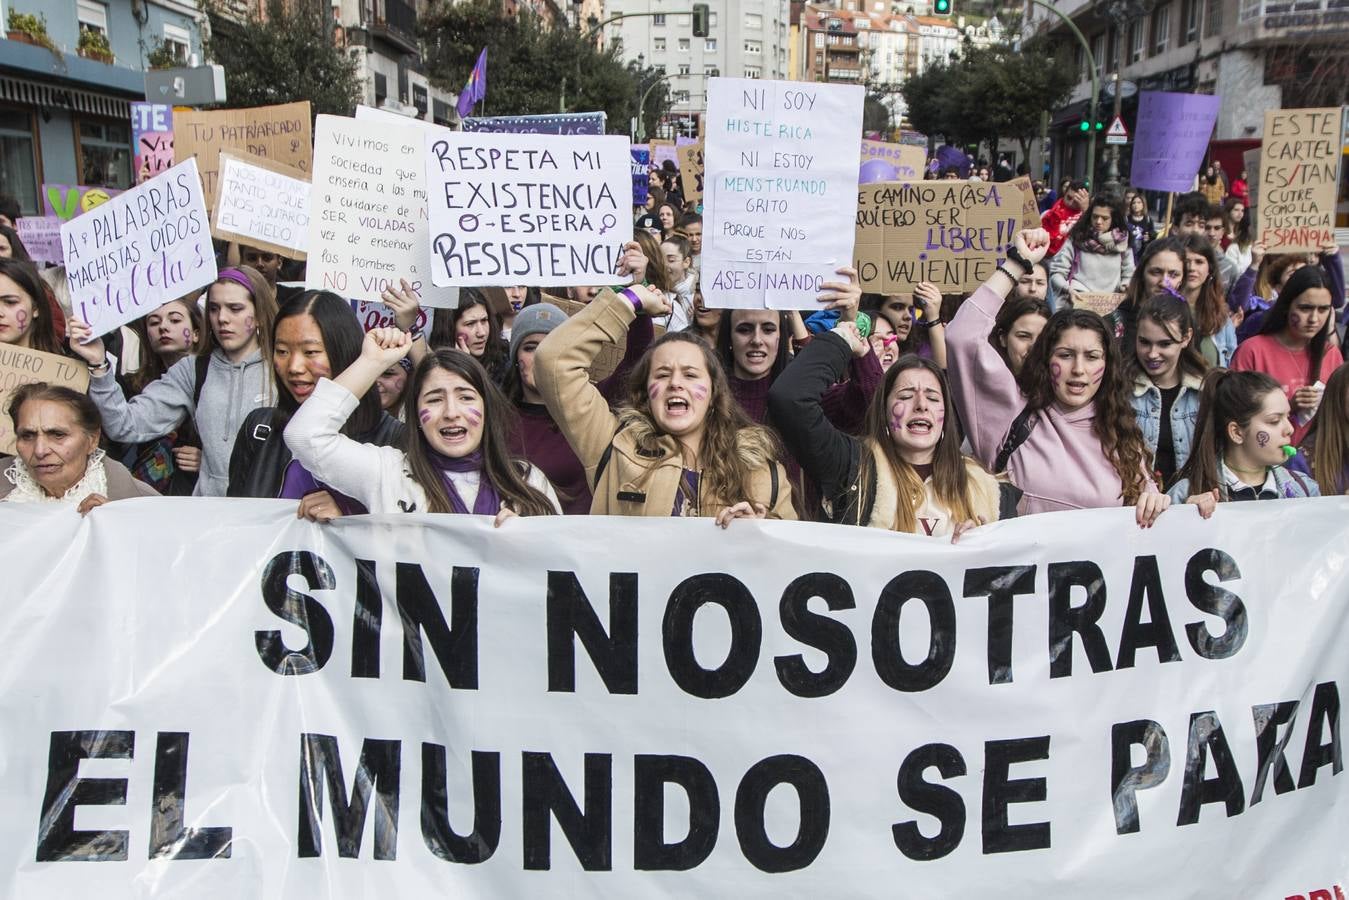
[{"left": 947, "top": 228, "right": 1170, "bottom": 525}]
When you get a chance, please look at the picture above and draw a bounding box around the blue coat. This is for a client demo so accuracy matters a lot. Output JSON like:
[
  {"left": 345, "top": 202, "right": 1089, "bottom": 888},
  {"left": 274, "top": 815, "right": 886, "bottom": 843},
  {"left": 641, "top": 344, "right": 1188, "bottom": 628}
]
[{"left": 1131, "top": 372, "right": 1203, "bottom": 477}]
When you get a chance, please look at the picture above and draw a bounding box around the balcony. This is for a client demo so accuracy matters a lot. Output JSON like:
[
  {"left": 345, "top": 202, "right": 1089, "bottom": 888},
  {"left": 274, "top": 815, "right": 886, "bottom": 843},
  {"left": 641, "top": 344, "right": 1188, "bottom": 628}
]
[{"left": 365, "top": 0, "right": 419, "bottom": 53}]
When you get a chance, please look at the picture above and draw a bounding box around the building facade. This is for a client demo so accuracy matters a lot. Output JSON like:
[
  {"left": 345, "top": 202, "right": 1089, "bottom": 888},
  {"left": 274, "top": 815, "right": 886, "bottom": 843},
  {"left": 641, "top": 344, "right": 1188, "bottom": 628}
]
[
  {"left": 609, "top": 0, "right": 790, "bottom": 133},
  {"left": 1, "top": 0, "right": 204, "bottom": 214},
  {"left": 1026, "top": 0, "right": 1349, "bottom": 190},
  {"left": 331, "top": 0, "right": 458, "bottom": 125}
]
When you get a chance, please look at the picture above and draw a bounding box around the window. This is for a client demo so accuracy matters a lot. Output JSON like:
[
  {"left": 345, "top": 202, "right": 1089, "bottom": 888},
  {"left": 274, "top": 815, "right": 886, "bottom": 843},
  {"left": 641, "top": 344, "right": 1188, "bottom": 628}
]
[
  {"left": 705, "top": 66, "right": 720, "bottom": 76},
  {"left": 653, "top": 64, "right": 665, "bottom": 74},
  {"left": 1204, "top": 0, "right": 1223, "bottom": 34},
  {"left": 161, "top": 23, "right": 191, "bottom": 64},
  {"left": 1091, "top": 31, "right": 1105, "bottom": 77},
  {"left": 1150, "top": 4, "right": 1170, "bottom": 55},
  {"left": 1129, "top": 18, "right": 1144, "bottom": 61},
  {"left": 1179, "top": 0, "right": 1199, "bottom": 44},
  {"left": 1239, "top": 0, "right": 1262, "bottom": 21},
  {"left": 678, "top": 64, "right": 690, "bottom": 74},
  {"left": 78, "top": 119, "right": 132, "bottom": 189},
  {"left": 653, "top": 13, "right": 666, "bottom": 25},
  {"left": 705, "top": 37, "right": 716, "bottom": 50},
  {"left": 1106, "top": 26, "right": 1119, "bottom": 71},
  {"left": 678, "top": 37, "right": 689, "bottom": 51},
  {"left": 709, "top": 12, "right": 717, "bottom": 26},
  {"left": 745, "top": 66, "right": 762, "bottom": 78},
  {"left": 815, "top": 32, "right": 825, "bottom": 47},
  {"left": 654, "top": 37, "right": 666, "bottom": 51},
  {"left": 0, "top": 108, "right": 39, "bottom": 215},
  {"left": 77, "top": 0, "right": 108, "bottom": 35},
  {"left": 745, "top": 40, "right": 762, "bottom": 54},
  {"left": 745, "top": 12, "right": 762, "bottom": 27}
]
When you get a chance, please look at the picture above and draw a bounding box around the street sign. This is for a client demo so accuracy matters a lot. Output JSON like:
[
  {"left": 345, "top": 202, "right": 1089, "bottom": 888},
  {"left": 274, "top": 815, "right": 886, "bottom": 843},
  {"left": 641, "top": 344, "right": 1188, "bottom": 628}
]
[
  {"left": 144, "top": 65, "right": 227, "bottom": 106},
  {"left": 1105, "top": 115, "right": 1129, "bottom": 145}
]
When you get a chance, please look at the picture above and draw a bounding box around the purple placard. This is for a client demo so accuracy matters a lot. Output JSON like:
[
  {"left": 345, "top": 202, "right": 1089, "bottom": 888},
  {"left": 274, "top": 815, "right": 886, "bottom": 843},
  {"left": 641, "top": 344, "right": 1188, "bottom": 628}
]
[
  {"left": 631, "top": 147, "right": 650, "bottom": 206},
  {"left": 15, "top": 216, "right": 64, "bottom": 264},
  {"left": 1129, "top": 91, "right": 1221, "bottom": 193}
]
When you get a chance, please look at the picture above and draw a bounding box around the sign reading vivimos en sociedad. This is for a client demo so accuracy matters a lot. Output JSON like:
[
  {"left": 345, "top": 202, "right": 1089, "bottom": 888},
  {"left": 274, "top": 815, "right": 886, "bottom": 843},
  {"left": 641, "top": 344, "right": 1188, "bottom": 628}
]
[
  {"left": 423, "top": 131, "right": 634, "bottom": 288},
  {"left": 855, "top": 180, "right": 1028, "bottom": 293},
  {"left": 1257, "top": 107, "right": 1345, "bottom": 254},
  {"left": 213, "top": 152, "right": 311, "bottom": 259},
  {"left": 305, "top": 114, "right": 458, "bottom": 309},
  {"left": 702, "top": 78, "right": 864, "bottom": 309},
  {"left": 4, "top": 501, "right": 1348, "bottom": 897},
  {"left": 60, "top": 158, "right": 217, "bottom": 338}
]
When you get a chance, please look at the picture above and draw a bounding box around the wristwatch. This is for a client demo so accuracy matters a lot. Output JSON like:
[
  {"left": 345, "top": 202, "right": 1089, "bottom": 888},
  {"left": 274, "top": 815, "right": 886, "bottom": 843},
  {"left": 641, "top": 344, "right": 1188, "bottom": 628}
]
[{"left": 1004, "top": 243, "right": 1034, "bottom": 273}]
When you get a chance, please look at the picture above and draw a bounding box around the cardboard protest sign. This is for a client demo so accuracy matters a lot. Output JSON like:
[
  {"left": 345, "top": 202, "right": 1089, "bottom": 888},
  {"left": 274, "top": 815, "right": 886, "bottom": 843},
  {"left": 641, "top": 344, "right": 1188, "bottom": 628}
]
[
  {"left": 650, "top": 140, "right": 679, "bottom": 171},
  {"left": 305, "top": 113, "right": 458, "bottom": 309},
  {"left": 631, "top": 147, "right": 651, "bottom": 207},
  {"left": 1129, "top": 92, "right": 1221, "bottom": 193},
  {"left": 859, "top": 140, "right": 926, "bottom": 183},
  {"left": 1009, "top": 175, "right": 1043, "bottom": 230},
  {"left": 4, "top": 499, "right": 1349, "bottom": 896},
  {"left": 173, "top": 101, "right": 312, "bottom": 212},
  {"left": 462, "top": 112, "right": 606, "bottom": 135},
  {"left": 854, "top": 180, "right": 1026, "bottom": 293},
  {"left": 423, "top": 130, "right": 633, "bottom": 288},
  {"left": 0, "top": 345, "right": 89, "bottom": 454},
  {"left": 1070, "top": 291, "right": 1124, "bottom": 317},
  {"left": 60, "top": 158, "right": 217, "bottom": 338},
  {"left": 678, "top": 141, "right": 705, "bottom": 202},
  {"left": 131, "top": 102, "right": 174, "bottom": 184},
  {"left": 42, "top": 184, "right": 123, "bottom": 221},
  {"left": 1257, "top": 107, "right": 1344, "bottom": 253},
  {"left": 702, "top": 78, "right": 864, "bottom": 309},
  {"left": 14, "top": 216, "right": 63, "bottom": 264},
  {"left": 212, "top": 152, "right": 310, "bottom": 259},
  {"left": 349, "top": 299, "right": 429, "bottom": 334}
]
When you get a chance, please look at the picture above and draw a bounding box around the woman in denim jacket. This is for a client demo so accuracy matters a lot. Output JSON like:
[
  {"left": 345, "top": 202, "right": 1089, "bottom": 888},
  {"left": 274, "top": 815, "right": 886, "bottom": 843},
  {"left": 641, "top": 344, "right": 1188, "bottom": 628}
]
[{"left": 1126, "top": 294, "right": 1210, "bottom": 489}]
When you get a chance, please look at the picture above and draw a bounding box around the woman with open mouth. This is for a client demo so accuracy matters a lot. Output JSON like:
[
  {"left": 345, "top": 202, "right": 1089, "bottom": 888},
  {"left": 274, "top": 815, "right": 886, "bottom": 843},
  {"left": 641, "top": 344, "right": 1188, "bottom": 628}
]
[
  {"left": 947, "top": 228, "right": 1170, "bottom": 526},
  {"left": 284, "top": 326, "right": 560, "bottom": 523},
  {"left": 69, "top": 266, "right": 278, "bottom": 497},
  {"left": 534, "top": 248, "right": 796, "bottom": 525},
  {"left": 1125, "top": 294, "right": 1210, "bottom": 490},
  {"left": 1169, "top": 369, "right": 1319, "bottom": 516},
  {"left": 769, "top": 323, "right": 1015, "bottom": 540},
  {"left": 227, "top": 291, "right": 405, "bottom": 518}
]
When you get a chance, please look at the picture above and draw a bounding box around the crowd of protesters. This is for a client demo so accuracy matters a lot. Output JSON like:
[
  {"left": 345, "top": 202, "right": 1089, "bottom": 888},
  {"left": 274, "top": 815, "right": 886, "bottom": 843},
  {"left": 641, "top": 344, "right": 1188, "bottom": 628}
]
[{"left": 1, "top": 151, "right": 1345, "bottom": 537}]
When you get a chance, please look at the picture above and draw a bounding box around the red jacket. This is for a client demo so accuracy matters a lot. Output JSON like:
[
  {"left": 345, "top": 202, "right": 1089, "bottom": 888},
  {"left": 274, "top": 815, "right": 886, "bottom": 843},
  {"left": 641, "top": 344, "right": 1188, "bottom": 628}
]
[{"left": 1040, "top": 198, "right": 1082, "bottom": 258}]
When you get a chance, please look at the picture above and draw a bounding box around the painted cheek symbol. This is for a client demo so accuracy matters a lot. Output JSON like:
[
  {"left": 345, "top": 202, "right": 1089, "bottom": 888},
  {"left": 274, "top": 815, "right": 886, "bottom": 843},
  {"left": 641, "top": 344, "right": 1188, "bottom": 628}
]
[
  {"left": 690, "top": 384, "right": 708, "bottom": 401},
  {"left": 244, "top": 316, "right": 256, "bottom": 334},
  {"left": 418, "top": 408, "right": 433, "bottom": 425},
  {"left": 1090, "top": 365, "right": 1106, "bottom": 385},
  {"left": 889, "top": 399, "right": 909, "bottom": 432},
  {"left": 182, "top": 328, "right": 192, "bottom": 345},
  {"left": 646, "top": 382, "right": 661, "bottom": 401},
  {"left": 15, "top": 309, "right": 28, "bottom": 332},
  {"left": 1050, "top": 362, "right": 1063, "bottom": 385},
  {"left": 464, "top": 407, "right": 483, "bottom": 426},
  {"left": 1256, "top": 431, "right": 1270, "bottom": 447}
]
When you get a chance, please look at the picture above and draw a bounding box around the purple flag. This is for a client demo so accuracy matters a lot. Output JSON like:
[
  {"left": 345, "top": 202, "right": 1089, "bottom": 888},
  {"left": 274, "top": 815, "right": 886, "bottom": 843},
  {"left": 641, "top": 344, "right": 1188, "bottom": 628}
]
[
  {"left": 456, "top": 48, "right": 487, "bottom": 119},
  {"left": 1129, "top": 91, "right": 1221, "bottom": 193}
]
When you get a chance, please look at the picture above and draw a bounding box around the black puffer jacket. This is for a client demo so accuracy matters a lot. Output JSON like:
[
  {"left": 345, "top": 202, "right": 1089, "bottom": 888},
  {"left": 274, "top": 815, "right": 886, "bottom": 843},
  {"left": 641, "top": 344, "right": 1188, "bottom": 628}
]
[{"left": 226, "top": 406, "right": 405, "bottom": 498}]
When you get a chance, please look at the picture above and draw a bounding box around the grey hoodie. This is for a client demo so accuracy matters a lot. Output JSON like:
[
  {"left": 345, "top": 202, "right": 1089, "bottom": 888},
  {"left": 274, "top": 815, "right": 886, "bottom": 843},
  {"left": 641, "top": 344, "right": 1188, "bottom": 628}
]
[{"left": 88, "top": 349, "right": 268, "bottom": 496}]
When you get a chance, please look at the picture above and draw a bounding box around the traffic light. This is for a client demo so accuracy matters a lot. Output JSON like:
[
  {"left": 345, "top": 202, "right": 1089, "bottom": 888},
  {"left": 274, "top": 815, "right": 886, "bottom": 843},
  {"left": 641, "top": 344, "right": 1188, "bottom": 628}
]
[
  {"left": 692, "top": 3, "right": 709, "bottom": 37},
  {"left": 933, "top": 0, "right": 953, "bottom": 16},
  {"left": 1078, "top": 120, "right": 1105, "bottom": 131}
]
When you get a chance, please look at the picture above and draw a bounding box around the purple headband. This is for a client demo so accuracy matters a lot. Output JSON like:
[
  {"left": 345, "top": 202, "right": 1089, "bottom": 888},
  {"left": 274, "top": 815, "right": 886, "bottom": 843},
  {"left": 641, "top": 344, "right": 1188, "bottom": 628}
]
[{"left": 214, "top": 267, "right": 255, "bottom": 294}]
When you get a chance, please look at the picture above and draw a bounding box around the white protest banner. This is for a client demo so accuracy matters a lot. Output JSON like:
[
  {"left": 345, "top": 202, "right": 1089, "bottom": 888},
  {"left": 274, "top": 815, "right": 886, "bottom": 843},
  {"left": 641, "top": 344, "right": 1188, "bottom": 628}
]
[
  {"left": 213, "top": 151, "right": 311, "bottom": 259},
  {"left": 423, "top": 130, "right": 632, "bottom": 288},
  {"left": 60, "top": 158, "right": 217, "bottom": 337},
  {"left": 3, "top": 499, "right": 1347, "bottom": 898},
  {"left": 702, "top": 78, "right": 864, "bottom": 309},
  {"left": 305, "top": 114, "right": 458, "bottom": 309},
  {"left": 0, "top": 345, "right": 88, "bottom": 453},
  {"left": 349, "top": 298, "right": 429, "bottom": 333},
  {"left": 14, "top": 215, "right": 64, "bottom": 264},
  {"left": 1258, "top": 107, "right": 1344, "bottom": 253}
]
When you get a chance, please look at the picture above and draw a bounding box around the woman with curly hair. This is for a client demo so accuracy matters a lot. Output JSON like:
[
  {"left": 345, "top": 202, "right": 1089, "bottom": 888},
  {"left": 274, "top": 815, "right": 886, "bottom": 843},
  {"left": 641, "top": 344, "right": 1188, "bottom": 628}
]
[
  {"left": 947, "top": 228, "right": 1169, "bottom": 524},
  {"left": 534, "top": 277, "right": 795, "bottom": 524}
]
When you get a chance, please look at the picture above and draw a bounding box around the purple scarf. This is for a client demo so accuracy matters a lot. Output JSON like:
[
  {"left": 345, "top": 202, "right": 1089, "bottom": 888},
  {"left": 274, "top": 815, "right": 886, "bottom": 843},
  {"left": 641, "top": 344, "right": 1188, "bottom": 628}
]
[{"left": 428, "top": 449, "right": 502, "bottom": 515}]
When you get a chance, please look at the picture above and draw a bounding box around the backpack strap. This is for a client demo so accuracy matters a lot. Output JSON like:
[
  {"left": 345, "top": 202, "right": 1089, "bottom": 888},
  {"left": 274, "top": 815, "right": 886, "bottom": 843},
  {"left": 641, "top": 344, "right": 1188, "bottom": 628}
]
[
  {"left": 993, "top": 406, "right": 1040, "bottom": 473},
  {"left": 191, "top": 353, "right": 210, "bottom": 409},
  {"left": 592, "top": 441, "right": 615, "bottom": 488}
]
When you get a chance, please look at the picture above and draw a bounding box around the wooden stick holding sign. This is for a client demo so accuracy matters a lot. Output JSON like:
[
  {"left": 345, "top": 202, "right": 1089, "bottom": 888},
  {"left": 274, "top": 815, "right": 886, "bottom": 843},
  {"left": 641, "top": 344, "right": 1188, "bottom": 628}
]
[
  {"left": 212, "top": 151, "right": 311, "bottom": 260},
  {"left": 0, "top": 346, "right": 89, "bottom": 454}
]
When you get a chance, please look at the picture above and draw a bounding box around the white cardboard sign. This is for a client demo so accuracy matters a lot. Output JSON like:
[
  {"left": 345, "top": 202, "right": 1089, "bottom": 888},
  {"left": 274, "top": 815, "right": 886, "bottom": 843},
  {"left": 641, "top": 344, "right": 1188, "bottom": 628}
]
[{"left": 213, "top": 151, "right": 311, "bottom": 258}]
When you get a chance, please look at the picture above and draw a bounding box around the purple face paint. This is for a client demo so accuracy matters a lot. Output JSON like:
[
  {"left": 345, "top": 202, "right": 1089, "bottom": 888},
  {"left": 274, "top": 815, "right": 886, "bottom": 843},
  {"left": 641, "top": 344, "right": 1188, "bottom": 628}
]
[
  {"left": 182, "top": 328, "right": 192, "bottom": 345},
  {"left": 647, "top": 382, "right": 661, "bottom": 400},
  {"left": 1090, "top": 366, "right": 1105, "bottom": 385},
  {"left": 690, "top": 384, "right": 708, "bottom": 401},
  {"left": 418, "top": 408, "right": 433, "bottom": 425},
  {"left": 15, "top": 309, "right": 28, "bottom": 332},
  {"left": 244, "top": 316, "right": 256, "bottom": 334},
  {"left": 464, "top": 407, "right": 482, "bottom": 426},
  {"left": 889, "top": 399, "right": 909, "bottom": 432},
  {"left": 1256, "top": 431, "right": 1270, "bottom": 447},
  {"left": 1050, "top": 362, "right": 1062, "bottom": 385}
]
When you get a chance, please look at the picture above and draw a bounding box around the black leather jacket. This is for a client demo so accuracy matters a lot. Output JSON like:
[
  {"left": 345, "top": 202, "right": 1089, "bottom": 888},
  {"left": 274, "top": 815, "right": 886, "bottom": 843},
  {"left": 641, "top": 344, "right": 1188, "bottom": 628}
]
[{"left": 226, "top": 406, "right": 405, "bottom": 499}]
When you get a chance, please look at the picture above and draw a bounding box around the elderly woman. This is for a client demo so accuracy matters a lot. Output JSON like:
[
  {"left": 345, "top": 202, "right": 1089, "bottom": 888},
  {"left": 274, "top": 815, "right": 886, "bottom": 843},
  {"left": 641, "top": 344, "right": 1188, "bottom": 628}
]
[{"left": 1, "top": 383, "right": 155, "bottom": 511}]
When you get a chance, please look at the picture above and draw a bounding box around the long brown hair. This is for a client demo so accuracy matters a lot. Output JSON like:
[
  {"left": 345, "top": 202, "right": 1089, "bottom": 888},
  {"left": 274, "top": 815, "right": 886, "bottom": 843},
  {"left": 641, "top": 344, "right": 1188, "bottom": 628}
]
[
  {"left": 858, "top": 355, "right": 981, "bottom": 531},
  {"left": 1122, "top": 293, "right": 1210, "bottom": 385},
  {"left": 0, "top": 258, "right": 62, "bottom": 354},
  {"left": 401, "top": 348, "right": 556, "bottom": 516},
  {"left": 1017, "top": 308, "right": 1150, "bottom": 503},
  {"left": 1256, "top": 265, "right": 1334, "bottom": 385},
  {"left": 1181, "top": 234, "right": 1227, "bottom": 339},
  {"left": 635, "top": 230, "right": 671, "bottom": 293},
  {"left": 1175, "top": 369, "right": 1283, "bottom": 498},
  {"left": 198, "top": 265, "right": 277, "bottom": 399},
  {"left": 621, "top": 330, "right": 780, "bottom": 510},
  {"left": 1303, "top": 362, "right": 1349, "bottom": 496},
  {"left": 127, "top": 294, "right": 202, "bottom": 395}
]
